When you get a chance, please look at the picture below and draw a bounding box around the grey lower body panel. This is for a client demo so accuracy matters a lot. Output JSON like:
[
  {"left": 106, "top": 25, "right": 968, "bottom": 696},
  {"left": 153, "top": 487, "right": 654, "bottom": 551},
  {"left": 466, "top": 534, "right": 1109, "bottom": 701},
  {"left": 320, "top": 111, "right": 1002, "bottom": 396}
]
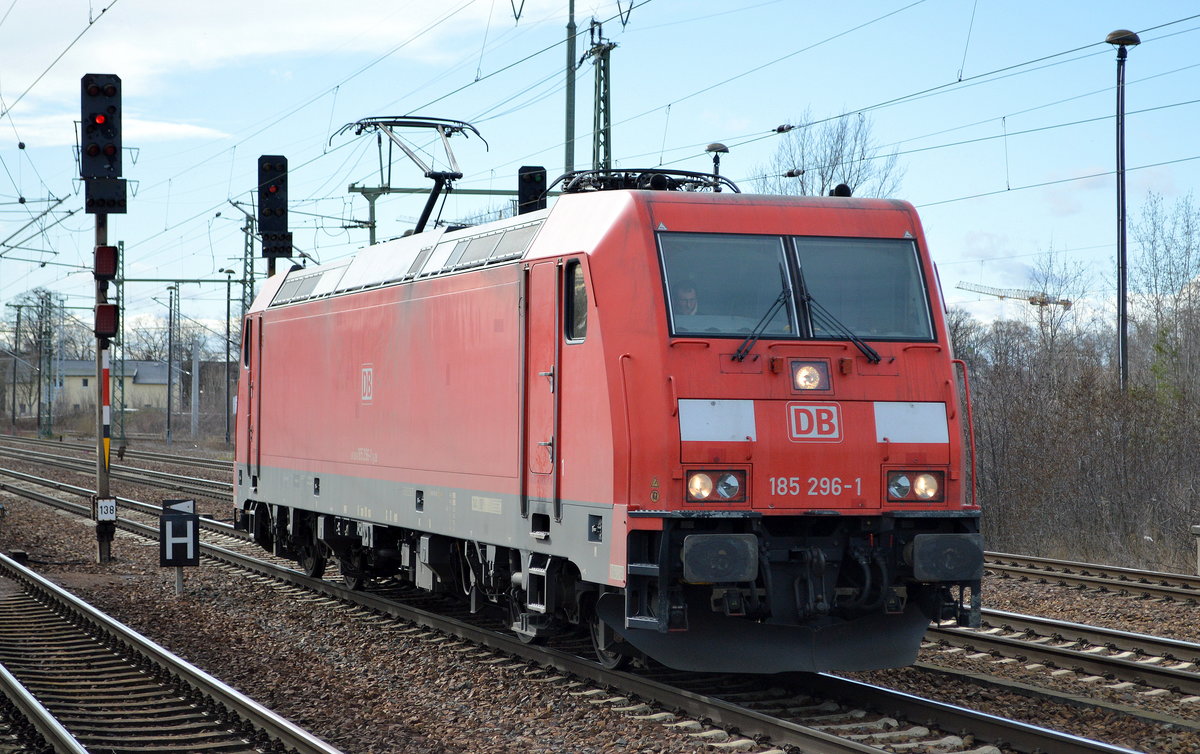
[
  {"left": 596, "top": 592, "right": 930, "bottom": 674},
  {"left": 236, "top": 462, "right": 618, "bottom": 585}
]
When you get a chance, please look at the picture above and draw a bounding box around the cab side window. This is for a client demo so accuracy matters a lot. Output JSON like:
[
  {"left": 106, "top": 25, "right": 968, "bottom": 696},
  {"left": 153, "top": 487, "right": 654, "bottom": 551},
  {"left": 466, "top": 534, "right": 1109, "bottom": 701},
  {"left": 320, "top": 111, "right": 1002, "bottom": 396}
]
[
  {"left": 242, "top": 319, "right": 253, "bottom": 367},
  {"left": 565, "top": 260, "right": 587, "bottom": 341}
]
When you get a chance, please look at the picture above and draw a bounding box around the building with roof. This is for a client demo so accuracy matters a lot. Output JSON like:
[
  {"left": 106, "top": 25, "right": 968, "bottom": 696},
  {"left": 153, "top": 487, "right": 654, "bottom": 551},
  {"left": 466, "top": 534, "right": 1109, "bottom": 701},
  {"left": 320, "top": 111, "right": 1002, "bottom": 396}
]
[{"left": 54, "top": 359, "right": 177, "bottom": 414}]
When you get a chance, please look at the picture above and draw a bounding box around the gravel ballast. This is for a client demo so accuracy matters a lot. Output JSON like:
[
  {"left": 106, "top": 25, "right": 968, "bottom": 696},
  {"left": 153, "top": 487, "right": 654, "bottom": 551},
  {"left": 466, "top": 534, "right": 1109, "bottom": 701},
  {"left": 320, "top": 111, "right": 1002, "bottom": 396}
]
[{"left": 2, "top": 463, "right": 1199, "bottom": 752}]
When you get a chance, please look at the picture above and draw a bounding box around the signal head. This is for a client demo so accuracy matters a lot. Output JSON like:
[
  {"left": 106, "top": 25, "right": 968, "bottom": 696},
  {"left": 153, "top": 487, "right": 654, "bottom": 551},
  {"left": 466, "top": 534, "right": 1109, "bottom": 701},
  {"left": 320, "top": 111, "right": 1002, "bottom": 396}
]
[
  {"left": 80, "top": 73, "right": 122, "bottom": 179},
  {"left": 257, "top": 154, "right": 289, "bottom": 236}
]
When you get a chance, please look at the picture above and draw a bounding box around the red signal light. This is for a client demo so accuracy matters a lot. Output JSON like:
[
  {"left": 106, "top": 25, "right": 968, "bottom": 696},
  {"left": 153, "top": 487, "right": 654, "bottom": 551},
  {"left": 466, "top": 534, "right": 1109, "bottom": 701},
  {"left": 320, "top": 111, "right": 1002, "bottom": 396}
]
[
  {"left": 94, "top": 303, "right": 120, "bottom": 339},
  {"left": 94, "top": 245, "right": 118, "bottom": 280},
  {"left": 94, "top": 113, "right": 107, "bottom": 125},
  {"left": 267, "top": 184, "right": 279, "bottom": 194}
]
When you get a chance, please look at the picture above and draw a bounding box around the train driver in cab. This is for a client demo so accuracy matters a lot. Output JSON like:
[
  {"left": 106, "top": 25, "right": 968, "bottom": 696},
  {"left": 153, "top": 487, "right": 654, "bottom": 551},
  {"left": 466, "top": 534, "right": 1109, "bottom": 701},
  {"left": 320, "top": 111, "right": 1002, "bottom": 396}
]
[{"left": 672, "top": 280, "right": 700, "bottom": 316}]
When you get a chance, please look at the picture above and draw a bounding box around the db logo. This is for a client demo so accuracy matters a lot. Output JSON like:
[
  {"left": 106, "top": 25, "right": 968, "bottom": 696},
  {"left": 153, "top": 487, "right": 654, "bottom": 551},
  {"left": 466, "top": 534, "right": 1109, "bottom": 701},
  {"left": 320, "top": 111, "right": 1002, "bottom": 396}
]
[
  {"left": 361, "top": 365, "right": 374, "bottom": 403},
  {"left": 787, "top": 402, "right": 842, "bottom": 442}
]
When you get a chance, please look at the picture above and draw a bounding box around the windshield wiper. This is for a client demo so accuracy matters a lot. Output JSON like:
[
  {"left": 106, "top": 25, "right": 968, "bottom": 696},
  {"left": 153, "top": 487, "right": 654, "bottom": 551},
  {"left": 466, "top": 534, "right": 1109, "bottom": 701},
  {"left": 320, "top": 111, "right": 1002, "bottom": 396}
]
[
  {"left": 804, "top": 294, "right": 882, "bottom": 363},
  {"left": 733, "top": 288, "right": 790, "bottom": 362}
]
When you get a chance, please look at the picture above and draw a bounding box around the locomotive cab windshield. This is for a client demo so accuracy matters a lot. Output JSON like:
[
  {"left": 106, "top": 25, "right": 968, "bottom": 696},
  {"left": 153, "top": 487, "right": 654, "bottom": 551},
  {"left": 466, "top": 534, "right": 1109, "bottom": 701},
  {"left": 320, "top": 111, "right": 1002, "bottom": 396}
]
[{"left": 660, "top": 232, "right": 935, "bottom": 342}]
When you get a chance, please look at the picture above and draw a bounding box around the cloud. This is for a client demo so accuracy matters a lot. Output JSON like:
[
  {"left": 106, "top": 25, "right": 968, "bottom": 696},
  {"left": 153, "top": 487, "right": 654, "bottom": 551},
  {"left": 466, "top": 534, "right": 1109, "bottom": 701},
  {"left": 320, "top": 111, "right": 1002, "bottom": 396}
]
[
  {"left": 1043, "top": 165, "right": 1108, "bottom": 218},
  {"left": 6, "top": 110, "right": 228, "bottom": 149},
  {"left": 127, "top": 118, "right": 229, "bottom": 142},
  {"left": 1, "top": 1, "right": 563, "bottom": 109}
]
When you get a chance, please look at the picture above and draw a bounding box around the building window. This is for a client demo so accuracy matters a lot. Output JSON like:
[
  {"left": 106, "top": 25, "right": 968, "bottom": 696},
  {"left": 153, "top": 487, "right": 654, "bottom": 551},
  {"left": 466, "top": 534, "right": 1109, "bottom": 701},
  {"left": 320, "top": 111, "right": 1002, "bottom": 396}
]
[{"left": 82, "top": 378, "right": 89, "bottom": 387}]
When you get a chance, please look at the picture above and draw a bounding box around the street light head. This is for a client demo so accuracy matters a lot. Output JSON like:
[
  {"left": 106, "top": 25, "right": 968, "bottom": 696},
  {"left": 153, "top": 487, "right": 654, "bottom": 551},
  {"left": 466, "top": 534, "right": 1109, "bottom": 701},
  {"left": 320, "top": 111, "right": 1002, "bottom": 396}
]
[
  {"left": 706, "top": 142, "right": 729, "bottom": 154},
  {"left": 1105, "top": 29, "right": 1140, "bottom": 47}
]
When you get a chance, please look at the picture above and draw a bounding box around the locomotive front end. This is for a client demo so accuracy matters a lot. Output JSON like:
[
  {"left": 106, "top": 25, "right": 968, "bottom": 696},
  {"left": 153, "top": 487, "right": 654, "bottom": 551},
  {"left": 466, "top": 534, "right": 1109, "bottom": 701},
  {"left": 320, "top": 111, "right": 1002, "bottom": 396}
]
[{"left": 598, "top": 193, "right": 982, "bottom": 673}]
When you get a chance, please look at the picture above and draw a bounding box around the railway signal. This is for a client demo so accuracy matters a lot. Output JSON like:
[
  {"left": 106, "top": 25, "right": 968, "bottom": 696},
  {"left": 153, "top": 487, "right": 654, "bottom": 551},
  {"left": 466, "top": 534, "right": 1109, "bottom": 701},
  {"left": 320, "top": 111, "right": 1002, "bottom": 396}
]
[
  {"left": 94, "top": 244, "right": 118, "bottom": 280},
  {"left": 517, "top": 165, "right": 547, "bottom": 214},
  {"left": 93, "top": 303, "right": 119, "bottom": 339},
  {"left": 81, "top": 73, "right": 127, "bottom": 563},
  {"left": 80, "top": 74, "right": 122, "bottom": 178},
  {"left": 258, "top": 155, "right": 292, "bottom": 259},
  {"left": 80, "top": 74, "right": 127, "bottom": 214}
]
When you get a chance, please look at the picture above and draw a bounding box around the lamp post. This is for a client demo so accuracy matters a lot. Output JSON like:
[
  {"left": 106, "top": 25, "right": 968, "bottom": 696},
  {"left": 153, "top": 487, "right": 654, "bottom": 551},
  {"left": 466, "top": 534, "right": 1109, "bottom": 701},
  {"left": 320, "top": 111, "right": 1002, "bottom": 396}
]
[
  {"left": 166, "top": 284, "right": 176, "bottom": 444},
  {"left": 218, "top": 268, "right": 235, "bottom": 446},
  {"left": 1107, "top": 28, "right": 1140, "bottom": 391}
]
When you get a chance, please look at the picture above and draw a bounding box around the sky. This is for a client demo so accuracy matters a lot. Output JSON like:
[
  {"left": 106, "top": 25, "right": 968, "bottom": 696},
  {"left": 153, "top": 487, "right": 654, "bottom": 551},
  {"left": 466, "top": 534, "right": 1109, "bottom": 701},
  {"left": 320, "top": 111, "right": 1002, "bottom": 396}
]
[{"left": 1, "top": 0, "right": 1198, "bottom": 339}]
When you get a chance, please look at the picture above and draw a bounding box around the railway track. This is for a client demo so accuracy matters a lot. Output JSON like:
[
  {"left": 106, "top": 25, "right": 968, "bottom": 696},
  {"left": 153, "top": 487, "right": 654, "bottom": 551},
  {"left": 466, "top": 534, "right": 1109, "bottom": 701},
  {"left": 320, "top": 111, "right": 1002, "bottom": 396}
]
[
  {"left": 0, "top": 470, "right": 1158, "bottom": 754},
  {"left": 0, "top": 444, "right": 231, "bottom": 502},
  {"left": 0, "top": 653, "right": 86, "bottom": 754},
  {"left": 987, "top": 552, "right": 1200, "bottom": 602},
  {"left": 929, "top": 608, "right": 1200, "bottom": 699},
  {"left": 0, "top": 465, "right": 239, "bottom": 538},
  {"left": 0, "top": 551, "right": 343, "bottom": 754},
  {"left": 0, "top": 433, "right": 233, "bottom": 473},
  {"left": 8, "top": 454, "right": 1198, "bottom": 710}
]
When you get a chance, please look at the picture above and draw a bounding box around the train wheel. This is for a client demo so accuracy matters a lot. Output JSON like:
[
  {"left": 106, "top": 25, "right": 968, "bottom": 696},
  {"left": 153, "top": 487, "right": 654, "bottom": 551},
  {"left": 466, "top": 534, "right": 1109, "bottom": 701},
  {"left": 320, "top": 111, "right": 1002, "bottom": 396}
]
[
  {"left": 340, "top": 557, "right": 368, "bottom": 590},
  {"left": 299, "top": 546, "right": 326, "bottom": 579},
  {"left": 587, "top": 605, "right": 628, "bottom": 670}
]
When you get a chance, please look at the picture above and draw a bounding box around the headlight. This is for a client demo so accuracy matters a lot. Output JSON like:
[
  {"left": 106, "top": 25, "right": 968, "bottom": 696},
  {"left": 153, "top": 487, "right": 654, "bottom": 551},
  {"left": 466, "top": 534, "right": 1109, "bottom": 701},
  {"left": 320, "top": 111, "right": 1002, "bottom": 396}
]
[
  {"left": 687, "top": 473, "right": 714, "bottom": 500},
  {"left": 887, "top": 473, "right": 911, "bottom": 499},
  {"left": 715, "top": 473, "right": 741, "bottom": 499},
  {"left": 913, "top": 473, "right": 939, "bottom": 500},
  {"left": 686, "top": 470, "right": 747, "bottom": 502},
  {"left": 791, "top": 360, "right": 830, "bottom": 391},
  {"left": 886, "top": 471, "right": 944, "bottom": 502}
]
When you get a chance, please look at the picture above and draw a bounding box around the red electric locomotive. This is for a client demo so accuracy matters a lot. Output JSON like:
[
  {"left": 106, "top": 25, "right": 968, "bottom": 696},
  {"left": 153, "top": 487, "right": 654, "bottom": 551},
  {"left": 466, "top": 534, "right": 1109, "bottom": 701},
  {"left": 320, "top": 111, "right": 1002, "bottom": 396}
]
[{"left": 234, "top": 168, "right": 982, "bottom": 673}]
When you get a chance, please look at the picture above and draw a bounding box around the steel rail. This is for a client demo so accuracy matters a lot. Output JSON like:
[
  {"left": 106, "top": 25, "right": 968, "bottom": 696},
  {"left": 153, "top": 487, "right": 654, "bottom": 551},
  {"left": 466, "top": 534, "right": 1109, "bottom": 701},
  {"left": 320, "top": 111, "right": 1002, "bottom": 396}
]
[
  {"left": 0, "top": 434, "right": 232, "bottom": 471},
  {"left": 0, "top": 660, "right": 90, "bottom": 754},
  {"left": 0, "top": 550, "right": 345, "bottom": 754},
  {"left": 929, "top": 613, "right": 1200, "bottom": 697},
  {"left": 975, "top": 608, "right": 1200, "bottom": 663},
  {"left": 989, "top": 552, "right": 1200, "bottom": 587},
  {"left": 0, "top": 445, "right": 231, "bottom": 499},
  {"left": 987, "top": 555, "right": 1200, "bottom": 601},
  {"left": 800, "top": 673, "right": 1145, "bottom": 754},
  {"left": 0, "top": 465, "right": 239, "bottom": 536}
]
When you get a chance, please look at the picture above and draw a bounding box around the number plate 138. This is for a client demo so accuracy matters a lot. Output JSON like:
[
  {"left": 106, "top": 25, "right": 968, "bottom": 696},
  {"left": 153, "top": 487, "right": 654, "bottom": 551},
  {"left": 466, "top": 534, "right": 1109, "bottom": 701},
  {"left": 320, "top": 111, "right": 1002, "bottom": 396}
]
[{"left": 95, "top": 497, "right": 118, "bottom": 521}]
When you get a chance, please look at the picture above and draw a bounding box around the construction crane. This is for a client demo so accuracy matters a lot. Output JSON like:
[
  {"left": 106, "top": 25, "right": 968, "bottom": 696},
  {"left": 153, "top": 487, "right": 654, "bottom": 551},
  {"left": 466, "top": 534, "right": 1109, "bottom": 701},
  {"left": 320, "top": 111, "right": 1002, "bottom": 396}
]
[{"left": 956, "top": 281, "right": 1072, "bottom": 309}]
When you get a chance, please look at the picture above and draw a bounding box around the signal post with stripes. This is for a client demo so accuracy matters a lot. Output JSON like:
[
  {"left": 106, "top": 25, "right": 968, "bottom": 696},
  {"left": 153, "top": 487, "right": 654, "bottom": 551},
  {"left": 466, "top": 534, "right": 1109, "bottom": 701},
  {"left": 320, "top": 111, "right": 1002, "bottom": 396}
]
[{"left": 81, "top": 73, "right": 127, "bottom": 563}]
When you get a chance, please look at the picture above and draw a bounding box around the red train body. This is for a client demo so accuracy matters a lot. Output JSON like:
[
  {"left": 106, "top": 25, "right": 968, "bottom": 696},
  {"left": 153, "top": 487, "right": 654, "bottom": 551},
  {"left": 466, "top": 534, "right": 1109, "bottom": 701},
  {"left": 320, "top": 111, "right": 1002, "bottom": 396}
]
[{"left": 234, "top": 175, "right": 982, "bottom": 673}]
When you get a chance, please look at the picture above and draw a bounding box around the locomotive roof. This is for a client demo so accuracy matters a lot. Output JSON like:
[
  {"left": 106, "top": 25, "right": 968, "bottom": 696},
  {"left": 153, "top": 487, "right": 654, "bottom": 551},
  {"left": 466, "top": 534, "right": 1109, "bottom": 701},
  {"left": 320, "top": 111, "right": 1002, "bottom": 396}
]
[{"left": 254, "top": 190, "right": 917, "bottom": 312}]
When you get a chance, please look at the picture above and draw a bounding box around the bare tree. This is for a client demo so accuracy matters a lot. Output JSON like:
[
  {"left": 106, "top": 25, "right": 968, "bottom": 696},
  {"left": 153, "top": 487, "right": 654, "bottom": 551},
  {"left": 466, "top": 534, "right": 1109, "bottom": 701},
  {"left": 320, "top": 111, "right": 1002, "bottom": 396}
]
[
  {"left": 1024, "top": 249, "right": 1092, "bottom": 388},
  {"left": 124, "top": 319, "right": 170, "bottom": 361},
  {"left": 754, "top": 109, "right": 904, "bottom": 198},
  {"left": 453, "top": 202, "right": 518, "bottom": 226},
  {"left": 1131, "top": 191, "right": 1200, "bottom": 391},
  {"left": 58, "top": 318, "right": 95, "bottom": 360}
]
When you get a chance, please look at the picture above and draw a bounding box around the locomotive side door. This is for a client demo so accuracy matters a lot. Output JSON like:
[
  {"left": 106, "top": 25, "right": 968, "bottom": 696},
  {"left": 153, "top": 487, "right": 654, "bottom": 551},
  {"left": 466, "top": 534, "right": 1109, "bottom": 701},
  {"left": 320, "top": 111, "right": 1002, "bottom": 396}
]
[
  {"left": 523, "top": 261, "right": 561, "bottom": 506},
  {"left": 241, "top": 315, "right": 261, "bottom": 484}
]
